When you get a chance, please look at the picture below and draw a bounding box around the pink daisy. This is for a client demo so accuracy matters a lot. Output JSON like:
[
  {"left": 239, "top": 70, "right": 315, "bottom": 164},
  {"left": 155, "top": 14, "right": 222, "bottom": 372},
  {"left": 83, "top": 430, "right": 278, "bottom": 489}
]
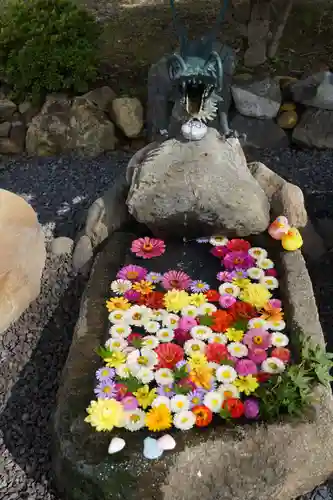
[
  {"left": 131, "top": 237, "right": 166, "bottom": 259},
  {"left": 235, "top": 358, "right": 258, "bottom": 376},
  {"left": 243, "top": 328, "right": 272, "bottom": 350},
  {"left": 248, "top": 348, "right": 268, "bottom": 364},
  {"left": 178, "top": 316, "right": 197, "bottom": 332},
  {"left": 162, "top": 270, "right": 192, "bottom": 290},
  {"left": 219, "top": 295, "right": 236, "bottom": 309},
  {"left": 117, "top": 264, "right": 147, "bottom": 281}
]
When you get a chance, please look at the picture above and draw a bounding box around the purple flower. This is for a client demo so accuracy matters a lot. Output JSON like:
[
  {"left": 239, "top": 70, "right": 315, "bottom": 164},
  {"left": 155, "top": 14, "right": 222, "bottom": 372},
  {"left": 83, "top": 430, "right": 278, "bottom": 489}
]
[
  {"left": 244, "top": 398, "right": 260, "bottom": 419},
  {"left": 196, "top": 237, "right": 210, "bottom": 243},
  {"left": 124, "top": 289, "right": 141, "bottom": 302},
  {"left": 216, "top": 271, "right": 234, "bottom": 282},
  {"left": 121, "top": 396, "right": 139, "bottom": 411},
  {"left": 233, "top": 270, "right": 248, "bottom": 279},
  {"left": 96, "top": 367, "right": 115, "bottom": 382},
  {"left": 190, "top": 280, "right": 210, "bottom": 293},
  {"left": 146, "top": 271, "right": 163, "bottom": 283},
  {"left": 94, "top": 380, "right": 117, "bottom": 399},
  {"left": 188, "top": 389, "right": 206, "bottom": 408},
  {"left": 219, "top": 294, "right": 237, "bottom": 309},
  {"left": 235, "top": 358, "right": 258, "bottom": 376},
  {"left": 157, "top": 384, "right": 175, "bottom": 398},
  {"left": 223, "top": 251, "right": 255, "bottom": 271},
  {"left": 175, "top": 360, "right": 188, "bottom": 370}
]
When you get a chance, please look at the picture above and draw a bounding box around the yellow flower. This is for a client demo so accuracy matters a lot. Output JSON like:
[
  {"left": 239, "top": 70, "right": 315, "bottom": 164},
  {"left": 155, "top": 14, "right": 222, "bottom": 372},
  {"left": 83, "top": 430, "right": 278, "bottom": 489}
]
[
  {"left": 189, "top": 365, "right": 213, "bottom": 390},
  {"left": 225, "top": 328, "right": 244, "bottom": 342},
  {"left": 134, "top": 385, "right": 157, "bottom": 409},
  {"left": 232, "top": 277, "right": 251, "bottom": 289},
  {"left": 239, "top": 283, "right": 272, "bottom": 309},
  {"left": 145, "top": 404, "right": 172, "bottom": 432},
  {"left": 163, "top": 290, "right": 191, "bottom": 313},
  {"left": 105, "top": 351, "right": 127, "bottom": 368},
  {"left": 132, "top": 280, "right": 155, "bottom": 295},
  {"left": 188, "top": 353, "right": 208, "bottom": 370},
  {"left": 234, "top": 375, "right": 259, "bottom": 395},
  {"left": 85, "top": 398, "right": 124, "bottom": 431},
  {"left": 189, "top": 293, "right": 207, "bottom": 307},
  {"left": 106, "top": 297, "right": 131, "bottom": 312}
]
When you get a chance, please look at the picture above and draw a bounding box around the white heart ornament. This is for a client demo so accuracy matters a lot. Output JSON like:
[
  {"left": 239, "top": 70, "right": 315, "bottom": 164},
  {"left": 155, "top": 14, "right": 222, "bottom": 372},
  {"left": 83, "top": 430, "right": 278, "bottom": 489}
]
[
  {"left": 181, "top": 120, "right": 207, "bottom": 141},
  {"left": 157, "top": 434, "right": 176, "bottom": 451},
  {"left": 143, "top": 437, "right": 163, "bottom": 460},
  {"left": 108, "top": 437, "right": 126, "bottom": 454}
]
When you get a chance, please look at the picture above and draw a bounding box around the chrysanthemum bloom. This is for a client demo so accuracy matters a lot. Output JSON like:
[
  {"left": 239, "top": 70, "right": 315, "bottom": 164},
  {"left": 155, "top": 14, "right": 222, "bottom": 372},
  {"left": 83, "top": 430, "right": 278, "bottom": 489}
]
[
  {"left": 223, "top": 251, "right": 255, "bottom": 271},
  {"left": 261, "top": 357, "right": 286, "bottom": 374},
  {"left": 173, "top": 410, "right": 196, "bottom": 430},
  {"left": 96, "top": 367, "right": 115, "bottom": 382},
  {"left": 204, "top": 391, "right": 223, "bottom": 413},
  {"left": 211, "top": 310, "right": 233, "bottom": 332},
  {"left": 94, "top": 380, "right": 117, "bottom": 399},
  {"left": 104, "top": 351, "right": 127, "bottom": 369},
  {"left": 271, "top": 332, "right": 289, "bottom": 347},
  {"left": 178, "top": 316, "right": 197, "bottom": 332},
  {"left": 216, "top": 271, "right": 233, "bottom": 282},
  {"left": 248, "top": 247, "right": 267, "bottom": 260},
  {"left": 218, "top": 383, "right": 240, "bottom": 400},
  {"left": 219, "top": 282, "right": 240, "bottom": 297},
  {"left": 157, "top": 384, "right": 175, "bottom": 398},
  {"left": 257, "top": 258, "right": 274, "bottom": 270},
  {"left": 85, "top": 398, "right": 124, "bottom": 431},
  {"left": 190, "top": 280, "right": 210, "bottom": 293},
  {"left": 210, "top": 236, "right": 229, "bottom": 246},
  {"left": 243, "top": 328, "right": 272, "bottom": 350},
  {"left": 227, "top": 239, "right": 251, "bottom": 252},
  {"left": 131, "top": 237, "right": 166, "bottom": 259},
  {"left": 234, "top": 375, "right": 259, "bottom": 395},
  {"left": 117, "top": 264, "right": 147, "bottom": 281},
  {"left": 247, "top": 267, "right": 265, "bottom": 281},
  {"left": 225, "top": 328, "right": 244, "bottom": 342},
  {"left": 210, "top": 246, "right": 228, "bottom": 258},
  {"left": 244, "top": 398, "right": 260, "bottom": 419},
  {"left": 110, "top": 279, "right": 132, "bottom": 295},
  {"left": 164, "top": 290, "right": 191, "bottom": 313},
  {"left": 132, "top": 280, "right": 155, "bottom": 295},
  {"left": 124, "top": 409, "right": 146, "bottom": 431},
  {"left": 227, "top": 342, "right": 248, "bottom": 358},
  {"left": 235, "top": 358, "right": 258, "bottom": 376},
  {"left": 206, "top": 343, "right": 229, "bottom": 363},
  {"left": 162, "top": 270, "right": 192, "bottom": 290},
  {"left": 140, "top": 291, "right": 165, "bottom": 309},
  {"left": 146, "top": 272, "right": 163, "bottom": 283},
  {"left": 239, "top": 283, "right": 272, "bottom": 309},
  {"left": 222, "top": 398, "right": 244, "bottom": 418},
  {"left": 205, "top": 289, "right": 220, "bottom": 302},
  {"left": 192, "top": 405, "right": 213, "bottom": 427},
  {"left": 189, "top": 293, "right": 208, "bottom": 307},
  {"left": 155, "top": 342, "right": 184, "bottom": 369},
  {"left": 228, "top": 301, "right": 257, "bottom": 321},
  {"left": 170, "top": 394, "right": 190, "bottom": 413},
  {"left": 271, "top": 347, "right": 291, "bottom": 363},
  {"left": 188, "top": 353, "right": 208, "bottom": 370},
  {"left": 248, "top": 347, "right": 268, "bottom": 364},
  {"left": 124, "top": 289, "right": 141, "bottom": 302},
  {"left": 145, "top": 404, "right": 172, "bottom": 431},
  {"left": 106, "top": 297, "right": 131, "bottom": 312},
  {"left": 219, "top": 294, "right": 236, "bottom": 309}
]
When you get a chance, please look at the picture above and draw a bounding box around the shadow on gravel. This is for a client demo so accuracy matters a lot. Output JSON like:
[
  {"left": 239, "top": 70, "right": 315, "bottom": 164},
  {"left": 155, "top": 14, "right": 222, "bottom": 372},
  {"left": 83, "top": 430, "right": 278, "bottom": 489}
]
[{"left": 0, "top": 272, "right": 87, "bottom": 493}]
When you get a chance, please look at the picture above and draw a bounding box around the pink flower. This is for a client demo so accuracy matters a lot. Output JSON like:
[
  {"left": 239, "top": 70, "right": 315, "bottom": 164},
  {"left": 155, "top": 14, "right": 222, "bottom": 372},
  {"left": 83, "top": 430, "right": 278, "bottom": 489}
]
[
  {"left": 269, "top": 298, "right": 282, "bottom": 309},
  {"left": 243, "top": 328, "right": 272, "bottom": 350},
  {"left": 124, "top": 290, "right": 141, "bottom": 302},
  {"left": 174, "top": 328, "right": 192, "bottom": 345},
  {"left": 235, "top": 358, "right": 258, "bottom": 376},
  {"left": 265, "top": 268, "right": 278, "bottom": 277},
  {"left": 178, "top": 316, "right": 197, "bottom": 332},
  {"left": 162, "top": 270, "right": 192, "bottom": 290},
  {"left": 244, "top": 398, "right": 260, "bottom": 419},
  {"left": 248, "top": 347, "right": 268, "bottom": 364},
  {"left": 121, "top": 396, "right": 138, "bottom": 411},
  {"left": 131, "top": 237, "right": 166, "bottom": 259},
  {"left": 117, "top": 264, "right": 147, "bottom": 281},
  {"left": 223, "top": 251, "right": 255, "bottom": 271},
  {"left": 211, "top": 246, "right": 228, "bottom": 258},
  {"left": 219, "top": 294, "right": 236, "bottom": 309},
  {"left": 217, "top": 271, "right": 233, "bottom": 282}
]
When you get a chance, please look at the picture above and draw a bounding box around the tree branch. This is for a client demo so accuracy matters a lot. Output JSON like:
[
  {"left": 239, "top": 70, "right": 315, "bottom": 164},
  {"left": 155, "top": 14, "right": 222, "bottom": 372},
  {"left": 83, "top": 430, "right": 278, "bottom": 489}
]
[{"left": 267, "top": 0, "right": 294, "bottom": 58}]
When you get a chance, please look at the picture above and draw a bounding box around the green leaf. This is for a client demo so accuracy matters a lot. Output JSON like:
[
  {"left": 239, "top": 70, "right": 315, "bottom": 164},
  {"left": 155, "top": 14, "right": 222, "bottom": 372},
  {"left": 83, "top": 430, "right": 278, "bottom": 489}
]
[
  {"left": 131, "top": 338, "right": 143, "bottom": 349},
  {"left": 95, "top": 345, "right": 113, "bottom": 360},
  {"left": 219, "top": 408, "right": 231, "bottom": 420},
  {"left": 198, "top": 315, "right": 213, "bottom": 327},
  {"left": 232, "top": 319, "right": 248, "bottom": 331},
  {"left": 173, "top": 383, "right": 191, "bottom": 395},
  {"left": 219, "top": 359, "right": 235, "bottom": 367},
  {"left": 116, "top": 376, "right": 142, "bottom": 394},
  {"left": 173, "top": 365, "right": 189, "bottom": 381}
]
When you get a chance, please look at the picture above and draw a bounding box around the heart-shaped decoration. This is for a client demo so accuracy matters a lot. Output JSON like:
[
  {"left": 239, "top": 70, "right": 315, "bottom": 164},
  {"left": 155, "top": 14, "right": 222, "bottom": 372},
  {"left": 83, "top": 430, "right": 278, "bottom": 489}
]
[
  {"left": 157, "top": 434, "right": 176, "bottom": 451},
  {"left": 143, "top": 437, "right": 163, "bottom": 460},
  {"left": 108, "top": 437, "right": 126, "bottom": 454}
]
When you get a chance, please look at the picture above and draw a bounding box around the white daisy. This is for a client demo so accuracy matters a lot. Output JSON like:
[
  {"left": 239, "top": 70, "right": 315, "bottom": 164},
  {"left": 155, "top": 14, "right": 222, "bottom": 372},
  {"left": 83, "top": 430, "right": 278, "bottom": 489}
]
[
  {"left": 198, "top": 302, "right": 217, "bottom": 316},
  {"left": 173, "top": 410, "right": 196, "bottom": 430},
  {"left": 150, "top": 309, "right": 166, "bottom": 322},
  {"left": 105, "top": 338, "right": 128, "bottom": 351},
  {"left": 216, "top": 365, "right": 238, "bottom": 384},
  {"left": 152, "top": 396, "right": 171, "bottom": 409},
  {"left": 203, "top": 391, "right": 223, "bottom": 413},
  {"left": 247, "top": 267, "right": 265, "bottom": 281},
  {"left": 116, "top": 364, "right": 131, "bottom": 378},
  {"left": 170, "top": 395, "right": 190, "bottom": 413},
  {"left": 267, "top": 320, "right": 286, "bottom": 331},
  {"left": 144, "top": 320, "right": 160, "bottom": 334},
  {"left": 262, "top": 357, "right": 285, "bottom": 374},
  {"left": 155, "top": 368, "right": 174, "bottom": 386},
  {"left": 210, "top": 235, "right": 229, "bottom": 246},
  {"left": 218, "top": 283, "right": 240, "bottom": 297},
  {"left": 181, "top": 305, "right": 198, "bottom": 318},
  {"left": 208, "top": 333, "right": 228, "bottom": 344},
  {"left": 126, "top": 305, "right": 152, "bottom": 326},
  {"left": 257, "top": 258, "right": 274, "bottom": 270},
  {"left": 124, "top": 409, "right": 146, "bottom": 431},
  {"left": 136, "top": 367, "right": 155, "bottom": 384},
  {"left": 227, "top": 342, "right": 248, "bottom": 358},
  {"left": 110, "top": 279, "right": 132, "bottom": 295},
  {"left": 248, "top": 247, "right": 268, "bottom": 260},
  {"left": 271, "top": 332, "right": 289, "bottom": 347},
  {"left": 108, "top": 310, "right": 127, "bottom": 324},
  {"left": 141, "top": 336, "right": 160, "bottom": 349},
  {"left": 190, "top": 325, "right": 212, "bottom": 341},
  {"left": 109, "top": 324, "right": 132, "bottom": 339},
  {"left": 163, "top": 313, "right": 180, "bottom": 329},
  {"left": 260, "top": 276, "right": 279, "bottom": 290},
  {"left": 217, "top": 383, "right": 240, "bottom": 399},
  {"left": 127, "top": 348, "right": 158, "bottom": 375},
  {"left": 247, "top": 318, "right": 268, "bottom": 330},
  {"left": 156, "top": 328, "right": 175, "bottom": 343},
  {"left": 184, "top": 339, "right": 206, "bottom": 356}
]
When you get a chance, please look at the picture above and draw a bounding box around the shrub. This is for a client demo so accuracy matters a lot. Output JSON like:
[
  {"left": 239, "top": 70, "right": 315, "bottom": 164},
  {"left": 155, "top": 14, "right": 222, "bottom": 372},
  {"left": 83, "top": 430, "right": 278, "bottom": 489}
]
[{"left": 0, "top": 0, "right": 101, "bottom": 101}]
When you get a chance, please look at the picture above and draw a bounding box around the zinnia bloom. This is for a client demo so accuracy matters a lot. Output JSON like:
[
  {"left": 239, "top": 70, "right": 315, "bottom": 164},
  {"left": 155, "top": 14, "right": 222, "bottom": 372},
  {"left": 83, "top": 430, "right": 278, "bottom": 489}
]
[
  {"left": 174, "top": 328, "right": 192, "bottom": 345},
  {"left": 85, "top": 399, "right": 124, "bottom": 431},
  {"left": 117, "top": 264, "right": 147, "bottom": 281},
  {"left": 178, "top": 316, "right": 197, "bottom": 331},
  {"left": 219, "top": 294, "right": 237, "bottom": 309},
  {"left": 205, "top": 343, "right": 229, "bottom": 363},
  {"left": 124, "top": 290, "right": 141, "bottom": 302},
  {"left": 271, "top": 347, "right": 291, "bottom": 363},
  {"left": 140, "top": 291, "right": 165, "bottom": 309},
  {"left": 243, "top": 328, "right": 272, "bottom": 350},
  {"left": 106, "top": 297, "right": 131, "bottom": 312},
  {"left": 192, "top": 405, "right": 213, "bottom": 427},
  {"left": 228, "top": 301, "right": 257, "bottom": 321},
  {"left": 235, "top": 358, "right": 258, "bottom": 376},
  {"left": 210, "top": 246, "right": 228, "bottom": 258},
  {"left": 211, "top": 310, "right": 233, "bottom": 332},
  {"left": 131, "top": 237, "right": 166, "bottom": 259},
  {"left": 244, "top": 398, "right": 260, "bottom": 419},
  {"left": 248, "top": 347, "right": 268, "bottom": 364},
  {"left": 223, "top": 251, "right": 255, "bottom": 271},
  {"left": 239, "top": 283, "right": 272, "bottom": 309},
  {"left": 145, "top": 404, "right": 172, "bottom": 431},
  {"left": 155, "top": 342, "right": 184, "bottom": 369},
  {"left": 205, "top": 289, "right": 220, "bottom": 302},
  {"left": 226, "top": 239, "right": 251, "bottom": 252},
  {"left": 132, "top": 280, "right": 155, "bottom": 295},
  {"left": 162, "top": 270, "right": 192, "bottom": 290},
  {"left": 222, "top": 398, "right": 244, "bottom": 418}
]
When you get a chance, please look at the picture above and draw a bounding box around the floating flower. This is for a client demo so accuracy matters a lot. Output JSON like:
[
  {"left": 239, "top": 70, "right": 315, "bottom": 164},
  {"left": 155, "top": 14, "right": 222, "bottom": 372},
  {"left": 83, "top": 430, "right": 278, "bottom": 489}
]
[
  {"left": 227, "top": 342, "right": 248, "bottom": 358},
  {"left": 239, "top": 283, "right": 272, "bottom": 309},
  {"left": 140, "top": 291, "right": 165, "bottom": 309},
  {"left": 206, "top": 343, "right": 229, "bottom": 363},
  {"left": 190, "top": 325, "right": 212, "bottom": 341},
  {"left": 181, "top": 305, "right": 198, "bottom": 317},
  {"left": 234, "top": 375, "right": 259, "bottom": 395},
  {"left": 178, "top": 316, "right": 197, "bottom": 332},
  {"left": 190, "top": 280, "right": 210, "bottom": 293},
  {"left": 235, "top": 359, "right": 258, "bottom": 376},
  {"left": 116, "top": 364, "right": 131, "bottom": 378},
  {"left": 271, "top": 332, "right": 289, "bottom": 347},
  {"left": 205, "top": 290, "right": 220, "bottom": 302},
  {"left": 124, "top": 290, "right": 141, "bottom": 302},
  {"left": 223, "top": 251, "right": 255, "bottom": 271},
  {"left": 127, "top": 348, "right": 159, "bottom": 375},
  {"left": 211, "top": 310, "right": 233, "bottom": 332},
  {"left": 222, "top": 398, "right": 244, "bottom": 418},
  {"left": 196, "top": 236, "right": 210, "bottom": 243},
  {"left": 246, "top": 267, "right": 265, "bottom": 281},
  {"left": 124, "top": 409, "right": 146, "bottom": 431},
  {"left": 271, "top": 347, "right": 291, "bottom": 363},
  {"left": 132, "top": 280, "right": 155, "bottom": 296},
  {"left": 197, "top": 303, "right": 216, "bottom": 316},
  {"left": 227, "top": 239, "right": 251, "bottom": 252},
  {"left": 267, "top": 320, "right": 286, "bottom": 331},
  {"left": 145, "top": 404, "right": 172, "bottom": 431},
  {"left": 127, "top": 332, "right": 142, "bottom": 345},
  {"left": 157, "top": 328, "right": 175, "bottom": 343},
  {"left": 108, "top": 310, "right": 128, "bottom": 324},
  {"left": 260, "top": 301, "right": 284, "bottom": 323},
  {"left": 219, "top": 295, "right": 237, "bottom": 309},
  {"left": 163, "top": 313, "right": 180, "bottom": 329},
  {"left": 155, "top": 343, "right": 184, "bottom": 369},
  {"left": 96, "top": 367, "right": 115, "bottom": 382},
  {"left": 162, "top": 270, "right": 192, "bottom": 290},
  {"left": 94, "top": 380, "right": 117, "bottom": 399},
  {"left": 106, "top": 297, "right": 131, "bottom": 312},
  {"left": 105, "top": 338, "right": 128, "bottom": 351},
  {"left": 141, "top": 336, "right": 160, "bottom": 349},
  {"left": 189, "top": 293, "right": 208, "bottom": 307},
  {"left": 210, "top": 236, "right": 229, "bottom": 246},
  {"left": 126, "top": 305, "right": 152, "bottom": 326},
  {"left": 164, "top": 290, "right": 191, "bottom": 313},
  {"left": 192, "top": 405, "right": 213, "bottom": 426},
  {"left": 257, "top": 258, "right": 274, "bottom": 270},
  {"left": 208, "top": 333, "right": 228, "bottom": 344},
  {"left": 146, "top": 272, "right": 163, "bottom": 283},
  {"left": 85, "top": 399, "right": 124, "bottom": 431},
  {"left": 261, "top": 357, "right": 285, "bottom": 374},
  {"left": 121, "top": 395, "right": 139, "bottom": 411},
  {"left": 244, "top": 398, "right": 260, "bottom": 419},
  {"left": 110, "top": 279, "right": 132, "bottom": 295},
  {"left": 260, "top": 276, "right": 279, "bottom": 290},
  {"left": 152, "top": 396, "right": 171, "bottom": 409},
  {"left": 155, "top": 368, "right": 175, "bottom": 386},
  {"left": 248, "top": 347, "right": 268, "bottom": 364},
  {"left": 189, "top": 365, "right": 213, "bottom": 390},
  {"left": 211, "top": 246, "right": 229, "bottom": 258},
  {"left": 243, "top": 328, "right": 271, "bottom": 350},
  {"left": 150, "top": 308, "right": 166, "bottom": 321},
  {"left": 184, "top": 339, "right": 206, "bottom": 356},
  {"left": 173, "top": 410, "right": 196, "bottom": 430},
  {"left": 216, "top": 365, "right": 238, "bottom": 384},
  {"left": 105, "top": 351, "right": 127, "bottom": 369},
  {"left": 188, "top": 389, "right": 206, "bottom": 408},
  {"left": 133, "top": 385, "right": 157, "bottom": 409},
  {"left": 137, "top": 367, "right": 155, "bottom": 384},
  {"left": 248, "top": 247, "right": 267, "bottom": 260},
  {"left": 247, "top": 318, "right": 267, "bottom": 330},
  {"left": 115, "top": 383, "right": 128, "bottom": 400},
  {"left": 225, "top": 328, "right": 244, "bottom": 342},
  {"left": 228, "top": 302, "right": 257, "bottom": 321},
  {"left": 188, "top": 353, "right": 208, "bottom": 370},
  {"left": 117, "top": 264, "right": 148, "bottom": 282},
  {"left": 218, "top": 383, "right": 240, "bottom": 400},
  {"left": 203, "top": 391, "right": 223, "bottom": 413},
  {"left": 173, "top": 328, "right": 192, "bottom": 345},
  {"left": 219, "top": 282, "right": 240, "bottom": 297},
  {"left": 143, "top": 320, "right": 160, "bottom": 334},
  {"left": 110, "top": 324, "right": 132, "bottom": 339},
  {"left": 131, "top": 237, "right": 166, "bottom": 259},
  {"left": 170, "top": 395, "right": 190, "bottom": 413},
  {"left": 157, "top": 384, "right": 175, "bottom": 398}
]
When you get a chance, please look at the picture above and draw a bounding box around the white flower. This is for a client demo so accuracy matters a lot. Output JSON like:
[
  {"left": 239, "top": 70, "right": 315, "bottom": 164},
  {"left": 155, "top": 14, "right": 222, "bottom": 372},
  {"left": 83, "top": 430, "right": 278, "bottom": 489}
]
[
  {"left": 248, "top": 247, "right": 268, "bottom": 260},
  {"left": 152, "top": 396, "right": 171, "bottom": 409},
  {"left": 127, "top": 348, "right": 158, "bottom": 375},
  {"left": 217, "top": 383, "right": 240, "bottom": 399},
  {"left": 136, "top": 367, "right": 155, "bottom": 384},
  {"left": 210, "top": 235, "right": 229, "bottom": 246},
  {"left": 208, "top": 333, "right": 228, "bottom": 344},
  {"left": 247, "top": 318, "right": 268, "bottom": 330},
  {"left": 124, "top": 409, "right": 146, "bottom": 431},
  {"left": 173, "top": 410, "right": 196, "bottom": 430},
  {"left": 181, "top": 305, "right": 198, "bottom": 317},
  {"left": 184, "top": 339, "right": 206, "bottom": 355},
  {"left": 110, "top": 279, "right": 132, "bottom": 295},
  {"left": 109, "top": 324, "right": 132, "bottom": 339},
  {"left": 247, "top": 267, "right": 265, "bottom": 281},
  {"left": 170, "top": 395, "right": 190, "bottom": 413},
  {"left": 218, "top": 283, "right": 240, "bottom": 297},
  {"left": 203, "top": 391, "right": 223, "bottom": 413},
  {"left": 208, "top": 362, "right": 220, "bottom": 376},
  {"left": 126, "top": 305, "right": 152, "bottom": 326},
  {"left": 116, "top": 364, "right": 131, "bottom": 378},
  {"left": 141, "top": 336, "right": 160, "bottom": 349},
  {"left": 190, "top": 325, "right": 212, "bottom": 341},
  {"left": 144, "top": 320, "right": 160, "bottom": 333},
  {"left": 257, "top": 258, "right": 274, "bottom": 270},
  {"left": 105, "top": 338, "right": 128, "bottom": 351},
  {"left": 155, "top": 368, "right": 174, "bottom": 386},
  {"left": 156, "top": 328, "right": 175, "bottom": 343},
  {"left": 150, "top": 309, "right": 166, "bottom": 322},
  {"left": 267, "top": 320, "right": 286, "bottom": 331},
  {"left": 260, "top": 276, "right": 279, "bottom": 290},
  {"left": 216, "top": 365, "right": 238, "bottom": 383},
  {"left": 198, "top": 302, "right": 217, "bottom": 316},
  {"left": 271, "top": 332, "right": 289, "bottom": 347},
  {"left": 227, "top": 342, "right": 248, "bottom": 358},
  {"left": 262, "top": 357, "right": 285, "bottom": 374},
  {"left": 163, "top": 313, "right": 180, "bottom": 329},
  {"left": 108, "top": 310, "right": 127, "bottom": 324}
]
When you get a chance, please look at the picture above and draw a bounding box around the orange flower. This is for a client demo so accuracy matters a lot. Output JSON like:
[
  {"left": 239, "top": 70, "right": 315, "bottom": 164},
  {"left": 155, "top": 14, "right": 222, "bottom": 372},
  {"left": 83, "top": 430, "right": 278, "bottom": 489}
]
[
  {"left": 139, "top": 291, "right": 165, "bottom": 309},
  {"left": 192, "top": 405, "right": 213, "bottom": 427},
  {"left": 260, "top": 302, "right": 284, "bottom": 323},
  {"left": 132, "top": 280, "right": 155, "bottom": 296},
  {"left": 228, "top": 302, "right": 257, "bottom": 321},
  {"left": 106, "top": 297, "right": 131, "bottom": 311},
  {"left": 205, "top": 289, "right": 220, "bottom": 302},
  {"left": 189, "top": 365, "right": 213, "bottom": 390},
  {"left": 211, "top": 310, "right": 233, "bottom": 332}
]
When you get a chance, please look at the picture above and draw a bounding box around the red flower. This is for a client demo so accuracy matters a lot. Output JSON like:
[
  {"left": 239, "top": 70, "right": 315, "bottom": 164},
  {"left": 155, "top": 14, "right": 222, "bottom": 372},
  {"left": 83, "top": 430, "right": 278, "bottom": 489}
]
[
  {"left": 206, "top": 343, "right": 229, "bottom": 363},
  {"left": 210, "top": 246, "right": 228, "bottom": 258},
  {"left": 256, "top": 372, "right": 271, "bottom": 383},
  {"left": 222, "top": 398, "right": 245, "bottom": 418},
  {"left": 265, "top": 268, "right": 278, "bottom": 277},
  {"left": 226, "top": 239, "right": 251, "bottom": 252},
  {"left": 228, "top": 302, "right": 257, "bottom": 321},
  {"left": 174, "top": 328, "right": 192, "bottom": 345},
  {"left": 155, "top": 343, "right": 184, "bottom": 369},
  {"left": 127, "top": 333, "right": 142, "bottom": 345},
  {"left": 192, "top": 405, "right": 213, "bottom": 427},
  {"left": 211, "top": 310, "right": 233, "bottom": 332},
  {"left": 139, "top": 291, "right": 165, "bottom": 309},
  {"left": 205, "top": 290, "right": 220, "bottom": 302},
  {"left": 271, "top": 347, "right": 291, "bottom": 363}
]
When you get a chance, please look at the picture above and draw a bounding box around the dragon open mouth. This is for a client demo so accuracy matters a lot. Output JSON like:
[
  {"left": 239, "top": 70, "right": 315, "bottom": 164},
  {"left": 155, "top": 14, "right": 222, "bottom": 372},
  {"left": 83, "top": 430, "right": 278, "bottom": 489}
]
[{"left": 180, "top": 77, "right": 218, "bottom": 123}]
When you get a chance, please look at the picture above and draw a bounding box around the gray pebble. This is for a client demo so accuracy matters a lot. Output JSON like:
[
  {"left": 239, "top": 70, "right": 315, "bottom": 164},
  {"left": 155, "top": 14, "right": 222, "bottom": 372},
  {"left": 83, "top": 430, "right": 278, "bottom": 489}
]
[{"left": 50, "top": 236, "right": 74, "bottom": 256}]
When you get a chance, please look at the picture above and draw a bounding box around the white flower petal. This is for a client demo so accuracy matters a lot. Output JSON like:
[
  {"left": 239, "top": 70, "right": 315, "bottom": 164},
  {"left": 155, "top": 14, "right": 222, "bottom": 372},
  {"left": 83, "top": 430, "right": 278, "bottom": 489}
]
[
  {"left": 173, "top": 411, "right": 196, "bottom": 430},
  {"left": 170, "top": 395, "right": 190, "bottom": 413}
]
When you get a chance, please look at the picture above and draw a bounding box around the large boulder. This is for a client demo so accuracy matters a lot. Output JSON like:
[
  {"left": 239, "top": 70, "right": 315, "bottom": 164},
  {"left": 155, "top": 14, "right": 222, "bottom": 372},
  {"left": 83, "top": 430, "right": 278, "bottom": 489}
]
[
  {"left": 231, "top": 77, "right": 281, "bottom": 119},
  {"left": 126, "top": 128, "right": 270, "bottom": 238},
  {"left": 0, "top": 189, "right": 46, "bottom": 333},
  {"left": 291, "top": 71, "right": 333, "bottom": 110},
  {"left": 292, "top": 108, "right": 333, "bottom": 149}
]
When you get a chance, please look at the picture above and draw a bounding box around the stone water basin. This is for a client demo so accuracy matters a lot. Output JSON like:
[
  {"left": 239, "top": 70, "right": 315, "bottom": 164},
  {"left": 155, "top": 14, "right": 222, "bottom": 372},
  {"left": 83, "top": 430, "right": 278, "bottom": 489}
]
[{"left": 53, "top": 229, "right": 333, "bottom": 500}]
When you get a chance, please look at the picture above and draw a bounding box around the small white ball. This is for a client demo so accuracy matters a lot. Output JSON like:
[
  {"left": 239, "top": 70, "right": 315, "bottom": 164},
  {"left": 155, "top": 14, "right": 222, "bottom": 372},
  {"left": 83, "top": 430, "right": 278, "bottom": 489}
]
[{"left": 181, "top": 120, "right": 207, "bottom": 141}]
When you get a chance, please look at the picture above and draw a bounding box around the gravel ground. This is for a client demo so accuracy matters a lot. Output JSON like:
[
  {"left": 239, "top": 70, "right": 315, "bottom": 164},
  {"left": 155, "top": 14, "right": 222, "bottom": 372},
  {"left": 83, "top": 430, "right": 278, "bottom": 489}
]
[{"left": 0, "top": 148, "right": 333, "bottom": 500}]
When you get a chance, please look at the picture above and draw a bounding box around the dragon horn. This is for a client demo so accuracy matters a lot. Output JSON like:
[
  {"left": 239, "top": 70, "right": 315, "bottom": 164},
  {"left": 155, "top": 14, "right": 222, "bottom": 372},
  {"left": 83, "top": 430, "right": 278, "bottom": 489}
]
[
  {"left": 205, "top": 51, "right": 223, "bottom": 92},
  {"left": 167, "top": 53, "right": 187, "bottom": 72}
]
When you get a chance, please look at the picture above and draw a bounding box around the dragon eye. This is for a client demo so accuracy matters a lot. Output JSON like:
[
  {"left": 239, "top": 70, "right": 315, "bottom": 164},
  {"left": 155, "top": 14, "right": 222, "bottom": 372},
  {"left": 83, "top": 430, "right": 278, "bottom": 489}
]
[{"left": 168, "top": 64, "right": 179, "bottom": 80}]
